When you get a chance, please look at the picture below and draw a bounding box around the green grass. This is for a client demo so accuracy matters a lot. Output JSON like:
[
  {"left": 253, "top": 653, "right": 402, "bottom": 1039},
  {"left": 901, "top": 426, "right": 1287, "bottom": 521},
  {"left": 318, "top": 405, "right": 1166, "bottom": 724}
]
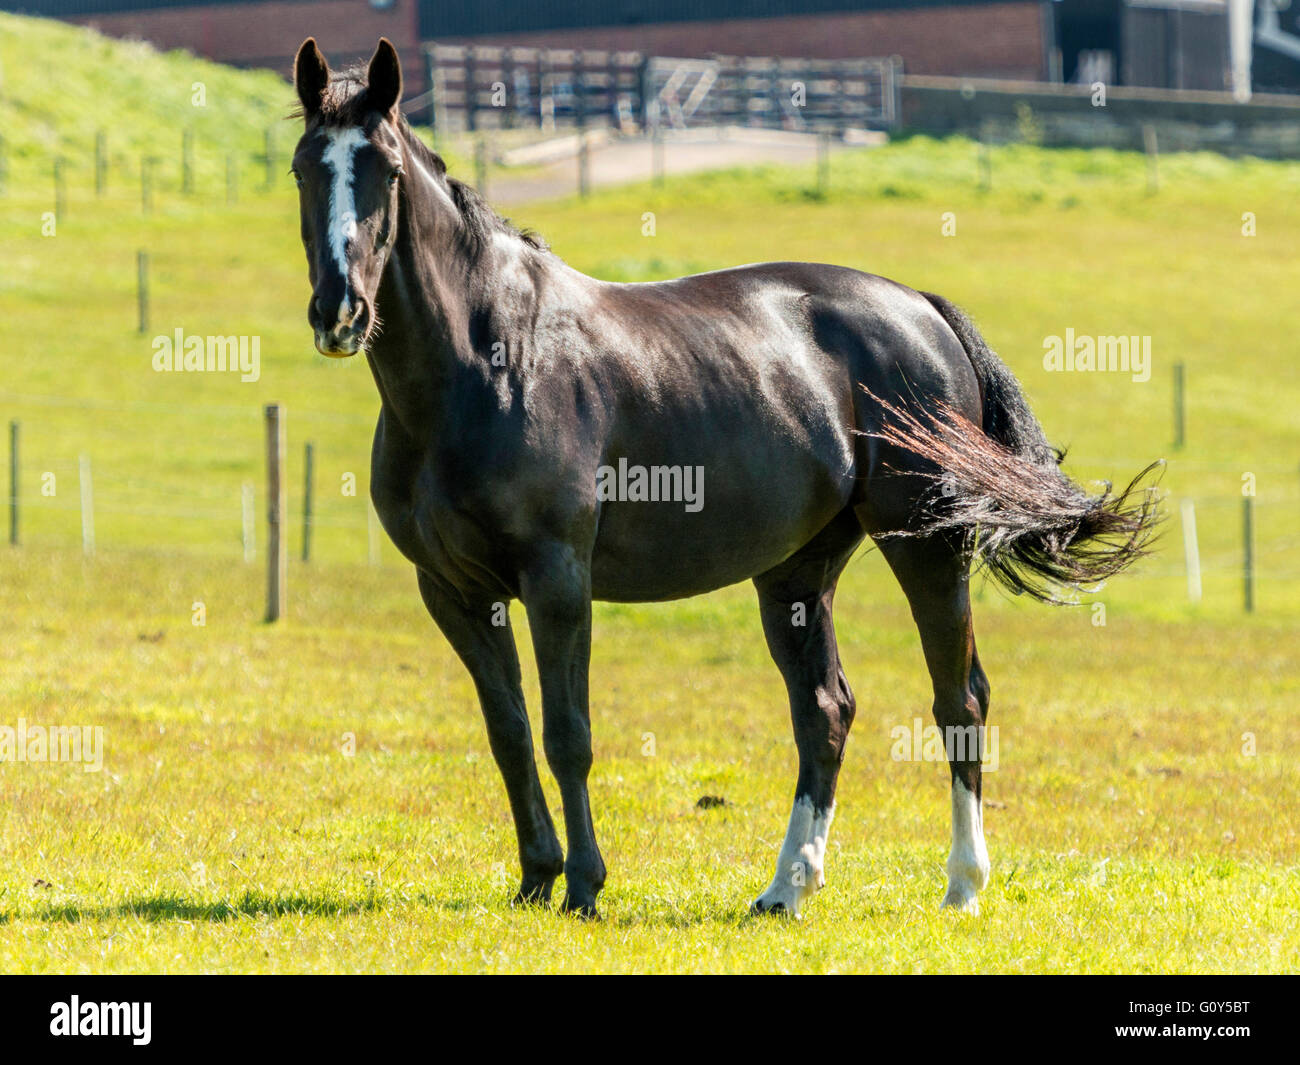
[{"left": 0, "top": 14, "right": 1297, "bottom": 972}]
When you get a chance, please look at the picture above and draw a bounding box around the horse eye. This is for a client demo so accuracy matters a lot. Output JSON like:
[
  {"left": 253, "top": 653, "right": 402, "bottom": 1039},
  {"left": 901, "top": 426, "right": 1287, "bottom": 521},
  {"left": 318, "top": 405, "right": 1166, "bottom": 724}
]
[
  {"left": 388, "top": 167, "right": 403, "bottom": 187},
  {"left": 290, "top": 168, "right": 303, "bottom": 188}
]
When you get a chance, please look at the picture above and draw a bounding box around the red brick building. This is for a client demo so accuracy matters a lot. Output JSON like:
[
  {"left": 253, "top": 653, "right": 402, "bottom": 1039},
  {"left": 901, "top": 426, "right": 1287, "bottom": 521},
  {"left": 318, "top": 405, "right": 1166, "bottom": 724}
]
[
  {"left": 7, "top": 1, "right": 1268, "bottom": 96},
  {"left": 9, "top": 0, "right": 1054, "bottom": 96}
]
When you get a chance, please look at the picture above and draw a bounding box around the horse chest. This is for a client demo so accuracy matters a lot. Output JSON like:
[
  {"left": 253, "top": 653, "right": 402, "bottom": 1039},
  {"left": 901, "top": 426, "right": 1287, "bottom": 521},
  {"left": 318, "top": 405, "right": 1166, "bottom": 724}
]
[{"left": 370, "top": 444, "right": 510, "bottom": 593}]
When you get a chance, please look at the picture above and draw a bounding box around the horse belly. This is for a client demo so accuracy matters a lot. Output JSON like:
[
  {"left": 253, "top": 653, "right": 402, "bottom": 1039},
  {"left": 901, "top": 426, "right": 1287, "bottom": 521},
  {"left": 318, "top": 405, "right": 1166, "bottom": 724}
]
[{"left": 589, "top": 434, "right": 852, "bottom": 602}]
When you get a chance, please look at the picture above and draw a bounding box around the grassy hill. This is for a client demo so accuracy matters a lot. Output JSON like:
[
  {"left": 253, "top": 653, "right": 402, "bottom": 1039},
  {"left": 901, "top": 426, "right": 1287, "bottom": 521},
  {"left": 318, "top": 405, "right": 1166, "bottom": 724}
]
[{"left": 0, "top": 14, "right": 1297, "bottom": 972}]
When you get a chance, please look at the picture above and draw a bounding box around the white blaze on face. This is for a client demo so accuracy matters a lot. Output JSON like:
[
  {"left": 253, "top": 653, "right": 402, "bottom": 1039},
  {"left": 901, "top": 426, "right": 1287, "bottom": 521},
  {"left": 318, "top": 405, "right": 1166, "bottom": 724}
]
[
  {"left": 321, "top": 127, "right": 368, "bottom": 320},
  {"left": 941, "top": 776, "right": 990, "bottom": 913},
  {"left": 754, "top": 796, "right": 834, "bottom": 917}
]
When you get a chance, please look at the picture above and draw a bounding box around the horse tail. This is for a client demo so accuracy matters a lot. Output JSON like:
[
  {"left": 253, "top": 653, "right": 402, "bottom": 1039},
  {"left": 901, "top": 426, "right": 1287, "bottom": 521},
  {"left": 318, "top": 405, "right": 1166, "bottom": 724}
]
[{"left": 872, "top": 292, "right": 1163, "bottom": 603}]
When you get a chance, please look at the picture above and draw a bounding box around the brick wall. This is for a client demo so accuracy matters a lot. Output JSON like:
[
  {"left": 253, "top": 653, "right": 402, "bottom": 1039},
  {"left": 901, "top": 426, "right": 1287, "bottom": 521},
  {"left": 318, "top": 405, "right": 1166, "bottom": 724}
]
[
  {"left": 439, "top": 3, "right": 1047, "bottom": 80},
  {"left": 70, "top": 0, "right": 424, "bottom": 87},
  {"left": 66, "top": 1, "right": 1047, "bottom": 90}
]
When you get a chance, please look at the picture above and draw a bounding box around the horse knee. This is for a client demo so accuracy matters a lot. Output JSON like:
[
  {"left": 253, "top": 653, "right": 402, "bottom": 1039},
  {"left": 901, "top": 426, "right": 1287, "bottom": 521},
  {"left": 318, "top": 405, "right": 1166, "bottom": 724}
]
[
  {"left": 969, "top": 664, "right": 991, "bottom": 720},
  {"left": 542, "top": 721, "right": 593, "bottom": 780},
  {"left": 814, "top": 676, "right": 855, "bottom": 755}
]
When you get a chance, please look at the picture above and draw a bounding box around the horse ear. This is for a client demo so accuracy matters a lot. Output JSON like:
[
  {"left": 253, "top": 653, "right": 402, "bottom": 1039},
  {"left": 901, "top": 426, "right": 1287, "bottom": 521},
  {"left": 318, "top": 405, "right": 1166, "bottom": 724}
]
[
  {"left": 294, "top": 38, "right": 330, "bottom": 118},
  {"left": 367, "top": 38, "right": 402, "bottom": 119}
]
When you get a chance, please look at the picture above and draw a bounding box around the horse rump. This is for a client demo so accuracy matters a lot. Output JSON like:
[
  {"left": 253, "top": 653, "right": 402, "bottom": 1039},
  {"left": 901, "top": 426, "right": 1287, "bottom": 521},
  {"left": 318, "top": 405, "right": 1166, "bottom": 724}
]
[{"left": 866, "top": 293, "right": 1163, "bottom": 603}]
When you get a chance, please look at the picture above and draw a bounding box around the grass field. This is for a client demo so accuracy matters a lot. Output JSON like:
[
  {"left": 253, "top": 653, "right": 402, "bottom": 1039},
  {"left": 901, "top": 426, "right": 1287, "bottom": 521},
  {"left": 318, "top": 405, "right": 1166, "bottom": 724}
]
[{"left": 0, "top": 14, "right": 1297, "bottom": 973}]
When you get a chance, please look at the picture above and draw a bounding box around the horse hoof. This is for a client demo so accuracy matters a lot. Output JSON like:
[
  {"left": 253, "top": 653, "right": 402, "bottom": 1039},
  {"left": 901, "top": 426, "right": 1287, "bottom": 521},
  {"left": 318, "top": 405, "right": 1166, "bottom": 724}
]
[
  {"left": 511, "top": 889, "right": 551, "bottom": 909},
  {"left": 511, "top": 876, "right": 557, "bottom": 908},
  {"left": 939, "top": 891, "right": 980, "bottom": 915},
  {"left": 559, "top": 896, "right": 601, "bottom": 920}
]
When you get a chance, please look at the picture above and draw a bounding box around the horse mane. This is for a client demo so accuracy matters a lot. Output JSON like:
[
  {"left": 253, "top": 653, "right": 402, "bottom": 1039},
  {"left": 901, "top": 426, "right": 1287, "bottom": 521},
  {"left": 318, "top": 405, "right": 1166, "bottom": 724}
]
[{"left": 293, "top": 67, "right": 548, "bottom": 254}]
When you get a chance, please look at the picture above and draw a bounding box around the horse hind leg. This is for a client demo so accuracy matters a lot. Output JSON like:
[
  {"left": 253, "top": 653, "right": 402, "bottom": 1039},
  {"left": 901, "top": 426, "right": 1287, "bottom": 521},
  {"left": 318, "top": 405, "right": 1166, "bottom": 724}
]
[
  {"left": 751, "top": 513, "right": 862, "bottom": 917},
  {"left": 879, "top": 535, "right": 991, "bottom": 913}
]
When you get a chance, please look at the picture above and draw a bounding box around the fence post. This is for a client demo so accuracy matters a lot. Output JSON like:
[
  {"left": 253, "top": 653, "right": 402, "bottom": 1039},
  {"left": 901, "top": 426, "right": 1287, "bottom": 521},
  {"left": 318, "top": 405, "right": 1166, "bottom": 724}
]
[
  {"left": 264, "top": 127, "right": 275, "bottom": 191},
  {"left": 1242, "top": 496, "right": 1255, "bottom": 613},
  {"left": 264, "top": 404, "right": 287, "bottom": 622},
  {"left": 95, "top": 130, "right": 107, "bottom": 196},
  {"left": 8, "top": 420, "right": 17, "bottom": 546},
  {"left": 241, "top": 481, "right": 255, "bottom": 562},
  {"left": 652, "top": 122, "right": 664, "bottom": 185},
  {"left": 137, "top": 251, "right": 149, "bottom": 335},
  {"left": 578, "top": 132, "right": 590, "bottom": 198},
  {"left": 1180, "top": 499, "right": 1201, "bottom": 603},
  {"left": 79, "top": 454, "right": 95, "bottom": 557},
  {"left": 1173, "top": 361, "right": 1186, "bottom": 448},
  {"left": 816, "top": 130, "right": 830, "bottom": 197},
  {"left": 301, "top": 441, "right": 314, "bottom": 562}
]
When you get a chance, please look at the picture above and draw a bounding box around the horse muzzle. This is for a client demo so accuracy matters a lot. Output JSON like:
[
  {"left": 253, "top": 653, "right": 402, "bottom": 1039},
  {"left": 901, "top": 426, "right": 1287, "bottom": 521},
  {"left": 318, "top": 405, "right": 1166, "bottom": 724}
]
[{"left": 310, "top": 293, "right": 371, "bottom": 358}]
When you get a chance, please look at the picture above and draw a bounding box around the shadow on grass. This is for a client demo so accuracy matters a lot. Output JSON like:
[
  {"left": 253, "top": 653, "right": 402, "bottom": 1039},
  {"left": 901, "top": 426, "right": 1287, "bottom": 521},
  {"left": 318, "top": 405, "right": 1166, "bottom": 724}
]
[
  {"left": 7, "top": 890, "right": 794, "bottom": 928},
  {"left": 16, "top": 890, "right": 389, "bottom": 924}
]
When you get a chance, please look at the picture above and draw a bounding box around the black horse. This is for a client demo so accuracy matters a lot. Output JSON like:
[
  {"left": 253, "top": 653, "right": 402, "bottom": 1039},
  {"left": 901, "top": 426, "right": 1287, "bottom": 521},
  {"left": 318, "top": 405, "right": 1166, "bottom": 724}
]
[{"left": 290, "top": 39, "right": 1159, "bottom": 918}]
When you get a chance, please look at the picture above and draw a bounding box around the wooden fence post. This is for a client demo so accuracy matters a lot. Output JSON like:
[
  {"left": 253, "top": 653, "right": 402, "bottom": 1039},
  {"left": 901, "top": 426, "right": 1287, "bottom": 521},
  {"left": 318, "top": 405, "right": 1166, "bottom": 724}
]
[{"left": 264, "top": 404, "right": 287, "bottom": 621}]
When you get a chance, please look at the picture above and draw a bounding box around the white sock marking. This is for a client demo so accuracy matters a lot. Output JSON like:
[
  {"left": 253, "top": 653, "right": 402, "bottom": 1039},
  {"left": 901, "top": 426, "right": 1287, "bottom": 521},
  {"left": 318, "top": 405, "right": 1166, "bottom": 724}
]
[
  {"left": 941, "top": 776, "right": 990, "bottom": 913},
  {"left": 755, "top": 797, "right": 834, "bottom": 917}
]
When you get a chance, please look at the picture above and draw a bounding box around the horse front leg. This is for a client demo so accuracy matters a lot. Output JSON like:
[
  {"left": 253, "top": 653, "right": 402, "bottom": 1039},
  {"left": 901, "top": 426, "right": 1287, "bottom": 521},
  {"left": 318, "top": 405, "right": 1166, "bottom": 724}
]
[
  {"left": 521, "top": 544, "right": 606, "bottom": 918},
  {"left": 416, "top": 569, "right": 564, "bottom": 905}
]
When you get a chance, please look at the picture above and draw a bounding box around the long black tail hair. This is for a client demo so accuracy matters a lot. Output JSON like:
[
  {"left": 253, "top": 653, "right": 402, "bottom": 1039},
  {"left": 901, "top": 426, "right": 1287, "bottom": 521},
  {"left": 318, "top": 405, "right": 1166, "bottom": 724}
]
[{"left": 872, "top": 292, "right": 1163, "bottom": 603}]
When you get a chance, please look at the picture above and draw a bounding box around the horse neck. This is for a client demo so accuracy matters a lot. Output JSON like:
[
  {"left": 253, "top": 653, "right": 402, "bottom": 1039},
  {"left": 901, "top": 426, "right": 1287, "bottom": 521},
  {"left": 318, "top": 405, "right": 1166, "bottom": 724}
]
[{"left": 366, "top": 137, "right": 534, "bottom": 439}]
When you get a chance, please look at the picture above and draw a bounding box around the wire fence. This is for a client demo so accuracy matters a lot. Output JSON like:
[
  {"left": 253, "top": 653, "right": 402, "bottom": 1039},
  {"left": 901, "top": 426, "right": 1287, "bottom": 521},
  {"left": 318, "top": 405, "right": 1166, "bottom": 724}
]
[{"left": 6, "top": 395, "right": 1299, "bottom": 612}]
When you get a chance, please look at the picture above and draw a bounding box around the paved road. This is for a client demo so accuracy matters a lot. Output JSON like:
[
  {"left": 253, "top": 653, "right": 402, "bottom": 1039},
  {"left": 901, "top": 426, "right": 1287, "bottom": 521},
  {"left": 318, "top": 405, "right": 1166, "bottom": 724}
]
[{"left": 481, "top": 128, "right": 871, "bottom": 205}]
